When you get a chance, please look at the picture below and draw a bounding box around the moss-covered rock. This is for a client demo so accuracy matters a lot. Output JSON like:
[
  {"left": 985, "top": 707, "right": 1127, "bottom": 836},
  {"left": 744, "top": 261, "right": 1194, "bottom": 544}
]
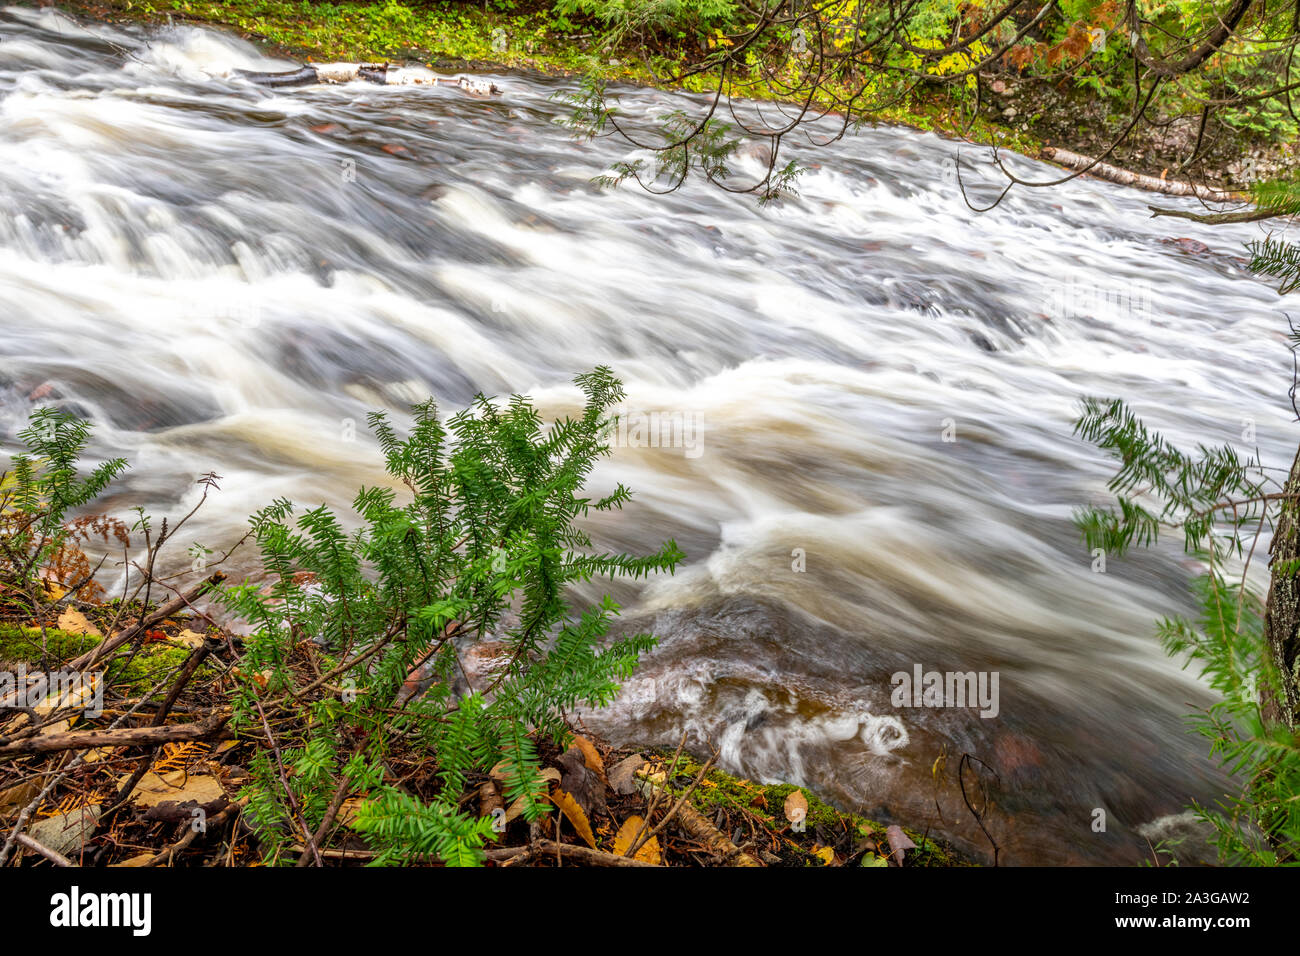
[{"left": 650, "top": 749, "right": 968, "bottom": 867}]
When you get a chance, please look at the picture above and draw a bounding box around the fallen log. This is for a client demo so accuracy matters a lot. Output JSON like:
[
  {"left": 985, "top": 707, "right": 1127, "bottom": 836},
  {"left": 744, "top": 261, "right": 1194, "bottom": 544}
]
[
  {"left": 234, "top": 64, "right": 499, "bottom": 96},
  {"left": 1041, "top": 147, "right": 1240, "bottom": 202}
]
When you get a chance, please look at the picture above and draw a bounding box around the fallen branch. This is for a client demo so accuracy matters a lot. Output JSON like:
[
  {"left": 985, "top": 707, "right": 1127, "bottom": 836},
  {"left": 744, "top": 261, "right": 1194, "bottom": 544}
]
[
  {"left": 636, "top": 766, "right": 762, "bottom": 867},
  {"left": 69, "top": 572, "right": 226, "bottom": 672},
  {"left": 15, "top": 833, "right": 73, "bottom": 867},
  {"left": 142, "top": 796, "right": 248, "bottom": 867},
  {"left": 1041, "top": 147, "right": 1239, "bottom": 202},
  {"left": 0, "top": 710, "right": 230, "bottom": 757},
  {"left": 531, "top": 840, "right": 657, "bottom": 867}
]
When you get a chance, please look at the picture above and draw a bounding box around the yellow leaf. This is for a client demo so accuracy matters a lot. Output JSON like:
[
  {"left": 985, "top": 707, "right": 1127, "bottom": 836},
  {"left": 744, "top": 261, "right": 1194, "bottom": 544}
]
[
  {"left": 550, "top": 788, "right": 597, "bottom": 849},
  {"left": 613, "top": 815, "right": 662, "bottom": 864},
  {"left": 811, "top": 844, "right": 835, "bottom": 865},
  {"left": 339, "top": 795, "right": 366, "bottom": 827},
  {"left": 173, "top": 628, "right": 206, "bottom": 649},
  {"left": 57, "top": 608, "right": 101, "bottom": 637}
]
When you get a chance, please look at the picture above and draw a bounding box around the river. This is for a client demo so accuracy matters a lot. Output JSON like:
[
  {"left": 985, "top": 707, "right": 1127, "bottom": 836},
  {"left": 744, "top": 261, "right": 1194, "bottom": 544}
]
[{"left": 1, "top": 5, "right": 1296, "bottom": 864}]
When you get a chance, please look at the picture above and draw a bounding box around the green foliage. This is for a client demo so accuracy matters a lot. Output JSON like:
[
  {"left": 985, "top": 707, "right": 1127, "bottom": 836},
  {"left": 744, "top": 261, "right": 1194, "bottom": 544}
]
[
  {"left": 1245, "top": 181, "right": 1300, "bottom": 295},
  {"left": 553, "top": 0, "right": 737, "bottom": 41},
  {"left": 1248, "top": 235, "right": 1300, "bottom": 295},
  {"left": 1073, "top": 397, "right": 1267, "bottom": 559},
  {"left": 217, "top": 368, "right": 683, "bottom": 865},
  {"left": 1076, "top": 399, "right": 1300, "bottom": 864},
  {"left": 0, "top": 408, "right": 127, "bottom": 595}
]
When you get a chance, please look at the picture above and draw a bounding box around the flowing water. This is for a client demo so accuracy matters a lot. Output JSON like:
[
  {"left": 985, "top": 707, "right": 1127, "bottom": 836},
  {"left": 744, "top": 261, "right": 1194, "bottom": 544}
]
[{"left": 2, "top": 5, "right": 1297, "bottom": 865}]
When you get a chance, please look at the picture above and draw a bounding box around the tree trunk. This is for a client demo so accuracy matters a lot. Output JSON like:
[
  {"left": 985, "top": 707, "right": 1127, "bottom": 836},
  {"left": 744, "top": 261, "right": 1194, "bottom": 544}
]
[{"left": 1263, "top": 445, "right": 1300, "bottom": 731}]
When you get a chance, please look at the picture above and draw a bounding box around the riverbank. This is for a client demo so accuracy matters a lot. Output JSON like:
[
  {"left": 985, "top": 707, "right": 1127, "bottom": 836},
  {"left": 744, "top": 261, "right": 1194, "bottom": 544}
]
[
  {"left": 0, "top": 613, "right": 967, "bottom": 866},
  {"left": 39, "top": 0, "right": 1293, "bottom": 189}
]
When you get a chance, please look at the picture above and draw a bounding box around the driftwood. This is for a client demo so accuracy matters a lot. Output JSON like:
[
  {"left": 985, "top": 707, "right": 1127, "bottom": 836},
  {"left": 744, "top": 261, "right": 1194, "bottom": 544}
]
[{"left": 1041, "top": 147, "right": 1240, "bottom": 202}]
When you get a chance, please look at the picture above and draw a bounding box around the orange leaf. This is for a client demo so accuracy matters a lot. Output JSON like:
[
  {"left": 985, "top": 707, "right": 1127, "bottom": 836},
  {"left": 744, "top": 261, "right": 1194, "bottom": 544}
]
[{"left": 550, "top": 788, "right": 597, "bottom": 849}]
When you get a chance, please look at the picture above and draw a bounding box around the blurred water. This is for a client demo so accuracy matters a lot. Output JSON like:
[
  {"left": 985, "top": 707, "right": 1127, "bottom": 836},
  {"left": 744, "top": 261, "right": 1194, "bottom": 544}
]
[{"left": 1, "top": 6, "right": 1296, "bottom": 863}]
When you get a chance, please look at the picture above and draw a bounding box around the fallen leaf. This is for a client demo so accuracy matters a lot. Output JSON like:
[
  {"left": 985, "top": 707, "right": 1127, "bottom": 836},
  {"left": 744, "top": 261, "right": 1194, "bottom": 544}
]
[
  {"left": 557, "top": 746, "right": 606, "bottom": 820},
  {"left": 550, "top": 788, "right": 597, "bottom": 849},
  {"left": 613, "top": 815, "right": 662, "bottom": 864},
  {"left": 783, "top": 790, "right": 809, "bottom": 826},
  {"left": 811, "top": 844, "right": 835, "bottom": 865},
  {"left": 56, "top": 608, "right": 101, "bottom": 637},
  {"left": 117, "top": 770, "right": 225, "bottom": 808},
  {"left": 861, "top": 852, "right": 889, "bottom": 867},
  {"left": 608, "top": 753, "right": 647, "bottom": 795},
  {"left": 490, "top": 762, "right": 560, "bottom": 786},
  {"left": 110, "top": 852, "right": 155, "bottom": 867},
  {"left": 570, "top": 735, "right": 606, "bottom": 779},
  {"left": 0, "top": 780, "right": 40, "bottom": 818},
  {"left": 885, "top": 824, "right": 917, "bottom": 865},
  {"left": 337, "top": 796, "right": 366, "bottom": 827},
  {"left": 173, "top": 628, "right": 206, "bottom": 649}
]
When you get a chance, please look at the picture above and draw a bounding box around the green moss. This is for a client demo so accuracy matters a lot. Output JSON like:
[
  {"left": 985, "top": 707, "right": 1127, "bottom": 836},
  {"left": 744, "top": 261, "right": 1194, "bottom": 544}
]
[
  {"left": 653, "top": 749, "right": 967, "bottom": 867},
  {"left": 0, "top": 624, "right": 208, "bottom": 696}
]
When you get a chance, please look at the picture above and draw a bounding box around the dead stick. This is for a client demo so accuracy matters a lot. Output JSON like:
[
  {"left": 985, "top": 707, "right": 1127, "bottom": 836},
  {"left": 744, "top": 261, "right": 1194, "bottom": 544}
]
[
  {"left": 0, "top": 711, "right": 231, "bottom": 757},
  {"left": 295, "top": 772, "right": 353, "bottom": 868},
  {"left": 15, "top": 833, "right": 72, "bottom": 867},
  {"left": 69, "top": 572, "right": 226, "bottom": 672},
  {"left": 143, "top": 797, "right": 248, "bottom": 867}
]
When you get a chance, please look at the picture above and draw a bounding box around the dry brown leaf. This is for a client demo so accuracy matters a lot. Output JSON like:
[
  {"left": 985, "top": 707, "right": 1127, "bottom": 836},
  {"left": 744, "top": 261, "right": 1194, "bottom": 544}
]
[
  {"left": 613, "top": 815, "right": 662, "bottom": 864},
  {"left": 110, "top": 852, "right": 156, "bottom": 867},
  {"left": 117, "top": 770, "right": 225, "bottom": 808},
  {"left": 608, "top": 753, "right": 647, "bottom": 795},
  {"left": 570, "top": 735, "right": 605, "bottom": 779},
  {"left": 490, "top": 762, "right": 561, "bottom": 786},
  {"left": 339, "top": 795, "right": 366, "bottom": 827},
  {"left": 550, "top": 788, "right": 597, "bottom": 849},
  {"left": 0, "top": 780, "right": 40, "bottom": 819},
  {"left": 82, "top": 746, "right": 117, "bottom": 764},
  {"left": 56, "top": 608, "right": 101, "bottom": 637},
  {"left": 784, "top": 790, "right": 809, "bottom": 825},
  {"left": 885, "top": 824, "right": 917, "bottom": 865}
]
